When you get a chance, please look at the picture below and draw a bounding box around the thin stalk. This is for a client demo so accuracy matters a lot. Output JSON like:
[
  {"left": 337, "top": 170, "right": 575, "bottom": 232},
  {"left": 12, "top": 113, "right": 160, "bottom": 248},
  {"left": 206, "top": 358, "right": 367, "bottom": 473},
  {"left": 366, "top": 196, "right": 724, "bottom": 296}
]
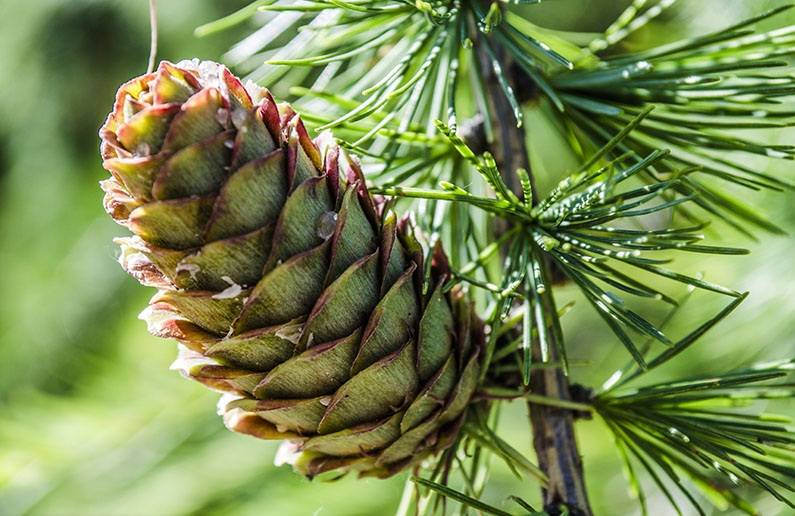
[
  {"left": 482, "top": 387, "right": 594, "bottom": 413},
  {"left": 475, "top": 33, "right": 593, "bottom": 516},
  {"left": 147, "top": 0, "right": 158, "bottom": 74},
  {"left": 522, "top": 393, "right": 593, "bottom": 414}
]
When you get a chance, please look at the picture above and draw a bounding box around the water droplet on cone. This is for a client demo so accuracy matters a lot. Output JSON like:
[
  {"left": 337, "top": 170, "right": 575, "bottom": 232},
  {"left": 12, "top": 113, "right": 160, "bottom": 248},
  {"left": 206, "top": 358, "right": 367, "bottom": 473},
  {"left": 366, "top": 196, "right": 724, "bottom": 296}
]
[{"left": 316, "top": 211, "right": 338, "bottom": 240}]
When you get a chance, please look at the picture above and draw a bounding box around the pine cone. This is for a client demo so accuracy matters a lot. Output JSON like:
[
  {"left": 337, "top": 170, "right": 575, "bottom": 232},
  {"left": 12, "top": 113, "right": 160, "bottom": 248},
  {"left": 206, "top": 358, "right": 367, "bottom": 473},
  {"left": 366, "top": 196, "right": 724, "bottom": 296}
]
[{"left": 99, "top": 60, "right": 484, "bottom": 478}]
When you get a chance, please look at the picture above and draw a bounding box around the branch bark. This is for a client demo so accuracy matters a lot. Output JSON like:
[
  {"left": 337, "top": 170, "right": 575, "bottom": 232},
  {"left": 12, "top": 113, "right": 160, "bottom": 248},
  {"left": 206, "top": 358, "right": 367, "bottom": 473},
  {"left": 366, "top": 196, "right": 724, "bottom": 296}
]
[{"left": 475, "top": 38, "right": 593, "bottom": 516}]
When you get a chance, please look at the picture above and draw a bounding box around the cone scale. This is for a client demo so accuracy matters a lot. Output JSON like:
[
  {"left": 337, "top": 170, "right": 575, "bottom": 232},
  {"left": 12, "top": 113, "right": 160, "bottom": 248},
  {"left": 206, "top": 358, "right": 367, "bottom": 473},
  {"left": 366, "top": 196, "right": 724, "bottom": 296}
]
[{"left": 100, "top": 60, "right": 484, "bottom": 477}]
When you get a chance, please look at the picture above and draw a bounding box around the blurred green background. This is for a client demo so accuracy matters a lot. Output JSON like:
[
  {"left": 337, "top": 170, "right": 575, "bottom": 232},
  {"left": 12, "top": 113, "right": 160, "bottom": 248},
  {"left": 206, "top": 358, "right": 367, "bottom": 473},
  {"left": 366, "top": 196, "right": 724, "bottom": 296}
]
[{"left": 0, "top": 1, "right": 793, "bottom": 514}]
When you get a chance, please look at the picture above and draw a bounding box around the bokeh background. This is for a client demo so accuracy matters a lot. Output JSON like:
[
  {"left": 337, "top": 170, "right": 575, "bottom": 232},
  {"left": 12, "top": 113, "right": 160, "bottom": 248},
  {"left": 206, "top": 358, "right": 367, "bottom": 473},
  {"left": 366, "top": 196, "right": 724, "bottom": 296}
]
[{"left": 0, "top": 1, "right": 793, "bottom": 514}]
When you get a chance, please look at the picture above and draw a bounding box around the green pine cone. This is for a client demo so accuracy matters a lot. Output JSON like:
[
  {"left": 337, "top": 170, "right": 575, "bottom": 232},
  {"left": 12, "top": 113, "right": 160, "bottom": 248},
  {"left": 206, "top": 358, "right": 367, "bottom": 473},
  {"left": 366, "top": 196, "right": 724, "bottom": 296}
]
[{"left": 99, "top": 60, "right": 484, "bottom": 478}]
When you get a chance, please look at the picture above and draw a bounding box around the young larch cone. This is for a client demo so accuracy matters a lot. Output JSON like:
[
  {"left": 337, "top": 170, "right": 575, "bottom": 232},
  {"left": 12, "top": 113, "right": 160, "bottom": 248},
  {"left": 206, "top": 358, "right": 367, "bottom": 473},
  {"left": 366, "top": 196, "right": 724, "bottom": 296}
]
[{"left": 99, "top": 60, "right": 484, "bottom": 478}]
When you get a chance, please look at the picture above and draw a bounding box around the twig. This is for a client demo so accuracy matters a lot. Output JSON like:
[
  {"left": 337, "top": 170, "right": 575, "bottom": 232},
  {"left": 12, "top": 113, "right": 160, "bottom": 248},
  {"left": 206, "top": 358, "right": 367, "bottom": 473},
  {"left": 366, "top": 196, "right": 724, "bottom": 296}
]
[{"left": 475, "top": 32, "right": 593, "bottom": 516}]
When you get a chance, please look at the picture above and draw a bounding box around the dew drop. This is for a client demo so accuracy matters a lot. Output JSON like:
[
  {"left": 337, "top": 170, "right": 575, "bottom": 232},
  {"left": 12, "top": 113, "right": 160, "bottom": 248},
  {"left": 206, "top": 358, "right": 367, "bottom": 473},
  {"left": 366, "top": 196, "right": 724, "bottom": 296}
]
[
  {"left": 316, "top": 211, "right": 338, "bottom": 240},
  {"left": 216, "top": 108, "right": 230, "bottom": 128},
  {"left": 668, "top": 427, "right": 690, "bottom": 443},
  {"left": 134, "top": 142, "right": 151, "bottom": 157}
]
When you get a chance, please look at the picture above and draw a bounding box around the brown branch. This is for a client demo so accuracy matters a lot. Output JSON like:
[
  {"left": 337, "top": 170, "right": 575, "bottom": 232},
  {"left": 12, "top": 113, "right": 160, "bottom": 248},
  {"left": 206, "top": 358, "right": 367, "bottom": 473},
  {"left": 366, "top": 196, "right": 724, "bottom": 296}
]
[{"left": 475, "top": 36, "right": 593, "bottom": 516}]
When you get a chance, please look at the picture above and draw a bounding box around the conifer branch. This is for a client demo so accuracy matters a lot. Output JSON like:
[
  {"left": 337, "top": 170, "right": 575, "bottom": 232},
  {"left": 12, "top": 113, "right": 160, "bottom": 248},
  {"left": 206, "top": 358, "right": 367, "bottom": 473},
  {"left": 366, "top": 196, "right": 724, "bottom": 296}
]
[
  {"left": 475, "top": 35, "right": 591, "bottom": 516},
  {"left": 543, "top": 4, "right": 795, "bottom": 235},
  {"left": 596, "top": 359, "right": 795, "bottom": 514}
]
